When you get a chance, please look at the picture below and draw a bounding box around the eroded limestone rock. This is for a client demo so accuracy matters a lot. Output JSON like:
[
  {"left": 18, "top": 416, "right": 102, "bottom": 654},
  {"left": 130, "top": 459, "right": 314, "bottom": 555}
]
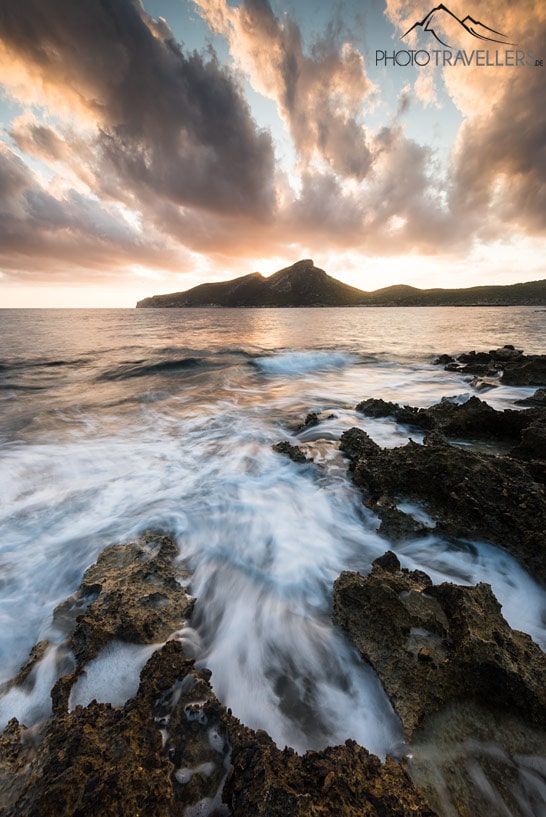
[
  {"left": 333, "top": 554, "right": 546, "bottom": 741},
  {"left": 340, "top": 428, "right": 546, "bottom": 583}
]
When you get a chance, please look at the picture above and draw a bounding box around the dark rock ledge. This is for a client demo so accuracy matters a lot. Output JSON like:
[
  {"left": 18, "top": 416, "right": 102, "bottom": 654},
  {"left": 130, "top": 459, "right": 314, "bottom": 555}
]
[
  {"left": 343, "top": 393, "right": 546, "bottom": 583},
  {"left": 435, "top": 344, "right": 546, "bottom": 386},
  {"left": 333, "top": 553, "right": 546, "bottom": 742},
  {"left": 333, "top": 554, "right": 546, "bottom": 817},
  {"left": 0, "top": 532, "right": 436, "bottom": 817}
]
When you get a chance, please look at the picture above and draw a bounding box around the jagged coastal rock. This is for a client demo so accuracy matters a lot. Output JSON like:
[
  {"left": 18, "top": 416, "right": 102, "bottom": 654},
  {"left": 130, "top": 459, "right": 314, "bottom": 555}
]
[
  {"left": 341, "top": 388, "right": 546, "bottom": 583},
  {"left": 0, "top": 533, "right": 437, "bottom": 816},
  {"left": 436, "top": 345, "right": 546, "bottom": 386},
  {"left": 136, "top": 262, "right": 546, "bottom": 308},
  {"left": 333, "top": 553, "right": 546, "bottom": 740}
]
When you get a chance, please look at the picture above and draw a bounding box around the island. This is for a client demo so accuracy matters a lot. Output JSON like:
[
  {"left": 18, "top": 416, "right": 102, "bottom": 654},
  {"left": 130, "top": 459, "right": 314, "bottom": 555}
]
[{"left": 136, "top": 259, "right": 546, "bottom": 308}]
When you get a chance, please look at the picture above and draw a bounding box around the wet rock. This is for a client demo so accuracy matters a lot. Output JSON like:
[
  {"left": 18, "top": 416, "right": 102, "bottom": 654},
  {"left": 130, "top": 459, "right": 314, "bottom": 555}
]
[
  {"left": 438, "top": 347, "right": 546, "bottom": 386},
  {"left": 433, "top": 354, "right": 454, "bottom": 365},
  {"left": 333, "top": 557, "right": 546, "bottom": 740},
  {"left": 1, "top": 534, "right": 439, "bottom": 817},
  {"left": 342, "top": 431, "right": 546, "bottom": 583},
  {"left": 3, "top": 640, "right": 50, "bottom": 692},
  {"left": 409, "top": 701, "right": 546, "bottom": 817},
  {"left": 422, "top": 430, "right": 449, "bottom": 447},
  {"left": 489, "top": 344, "right": 524, "bottom": 361},
  {"left": 356, "top": 398, "right": 434, "bottom": 430},
  {"left": 511, "top": 417, "right": 546, "bottom": 461},
  {"left": 8, "top": 699, "right": 173, "bottom": 817},
  {"left": 339, "top": 427, "right": 380, "bottom": 463},
  {"left": 425, "top": 395, "right": 530, "bottom": 440},
  {"left": 356, "top": 398, "right": 401, "bottom": 418},
  {"left": 374, "top": 498, "right": 431, "bottom": 543},
  {"left": 272, "top": 441, "right": 312, "bottom": 463},
  {"left": 55, "top": 533, "right": 193, "bottom": 670},
  {"left": 502, "top": 356, "right": 546, "bottom": 386},
  {"left": 356, "top": 394, "right": 534, "bottom": 443},
  {"left": 515, "top": 387, "right": 546, "bottom": 407},
  {"left": 143, "top": 641, "right": 233, "bottom": 816},
  {"left": 0, "top": 719, "right": 35, "bottom": 811},
  {"left": 224, "top": 735, "right": 437, "bottom": 817},
  {"left": 300, "top": 411, "right": 320, "bottom": 429},
  {"left": 457, "top": 350, "right": 496, "bottom": 365},
  {"left": 469, "top": 376, "right": 500, "bottom": 392}
]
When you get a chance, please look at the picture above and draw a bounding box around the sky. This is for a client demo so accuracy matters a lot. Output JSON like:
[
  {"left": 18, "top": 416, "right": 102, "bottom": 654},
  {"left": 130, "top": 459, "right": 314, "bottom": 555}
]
[{"left": 0, "top": 0, "right": 545, "bottom": 307}]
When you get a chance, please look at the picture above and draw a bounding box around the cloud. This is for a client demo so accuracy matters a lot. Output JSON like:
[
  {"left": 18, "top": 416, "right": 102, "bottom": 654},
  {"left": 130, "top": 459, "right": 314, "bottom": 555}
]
[
  {"left": 0, "top": 145, "right": 186, "bottom": 281},
  {"left": 0, "top": 0, "right": 276, "bottom": 220},
  {"left": 195, "top": 0, "right": 377, "bottom": 179},
  {"left": 386, "top": 0, "right": 546, "bottom": 240}
]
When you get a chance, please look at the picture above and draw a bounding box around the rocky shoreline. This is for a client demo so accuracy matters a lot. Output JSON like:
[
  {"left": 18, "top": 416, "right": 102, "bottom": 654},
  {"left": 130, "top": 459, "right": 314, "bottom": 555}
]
[{"left": 1, "top": 346, "right": 545, "bottom": 816}]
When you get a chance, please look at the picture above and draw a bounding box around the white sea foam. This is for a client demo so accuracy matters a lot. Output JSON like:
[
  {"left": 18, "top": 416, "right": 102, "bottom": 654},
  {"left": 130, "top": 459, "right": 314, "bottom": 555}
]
[
  {"left": 0, "top": 645, "right": 68, "bottom": 730},
  {"left": 255, "top": 351, "right": 353, "bottom": 375},
  {"left": 68, "top": 641, "right": 159, "bottom": 710}
]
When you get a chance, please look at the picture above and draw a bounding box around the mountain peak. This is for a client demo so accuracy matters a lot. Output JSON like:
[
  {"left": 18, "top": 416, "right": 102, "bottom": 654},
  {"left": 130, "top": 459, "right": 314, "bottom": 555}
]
[{"left": 136, "top": 259, "right": 366, "bottom": 307}]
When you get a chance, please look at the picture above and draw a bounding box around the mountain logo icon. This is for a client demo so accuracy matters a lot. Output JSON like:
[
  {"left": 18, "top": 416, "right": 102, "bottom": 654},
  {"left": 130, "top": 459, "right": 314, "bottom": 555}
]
[{"left": 401, "top": 4, "right": 516, "bottom": 49}]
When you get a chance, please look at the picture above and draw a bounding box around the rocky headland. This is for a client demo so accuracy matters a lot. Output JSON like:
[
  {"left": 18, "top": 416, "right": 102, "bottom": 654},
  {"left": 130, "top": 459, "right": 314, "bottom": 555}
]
[
  {"left": 1, "top": 345, "right": 546, "bottom": 816},
  {"left": 136, "top": 262, "right": 546, "bottom": 308}
]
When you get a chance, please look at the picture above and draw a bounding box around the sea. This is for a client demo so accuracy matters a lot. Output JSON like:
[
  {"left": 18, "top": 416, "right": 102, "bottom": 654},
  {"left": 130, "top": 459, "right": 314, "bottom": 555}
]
[{"left": 0, "top": 306, "right": 545, "bottom": 815}]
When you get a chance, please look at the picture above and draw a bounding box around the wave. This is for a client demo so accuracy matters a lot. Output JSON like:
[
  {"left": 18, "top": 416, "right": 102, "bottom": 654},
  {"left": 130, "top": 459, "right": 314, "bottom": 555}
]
[
  {"left": 0, "top": 383, "right": 47, "bottom": 392},
  {"left": 0, "top": 358, "right": 91, "bottom": 372},
  {"left": 254, "top": 351, "right": 354, "bottom": 376},
  {"left": 98, "top": 357, "right": 204, "bottom": 381}
]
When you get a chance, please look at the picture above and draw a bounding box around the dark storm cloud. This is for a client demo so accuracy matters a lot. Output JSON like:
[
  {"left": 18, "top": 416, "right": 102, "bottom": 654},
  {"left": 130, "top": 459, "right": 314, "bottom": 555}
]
[
  {"left": 0, "top": 146, "right": 184, "bottom": 278},
  {"left": 0, "top": 0, "right": 276, "bottom": 218}
]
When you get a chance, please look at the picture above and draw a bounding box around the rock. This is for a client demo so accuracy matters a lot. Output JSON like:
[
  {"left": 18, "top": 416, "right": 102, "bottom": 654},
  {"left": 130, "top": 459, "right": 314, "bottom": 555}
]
[
  {"left": 1, "top": 534, "right": 438, "bottom": 817},
  {"left": 343, "top": 432, "right": 546, "bottom": 584},
  {"left": 511, "top": 417, "right": 546, "bottom": 461},
  {"left": 272, "top": 441, "right": 312, "bottom": 463},
  {"left": 339, "top": 427, "right": 381, "bottom": 463},
  {"left": 502, "top": 356, "right": 546, "bottom": 386},
  {"left": 355, "top": 395, "right": 535, "bottom": 442},
  {"left": 356, "top": 398, "right": 434, "bottom": 430},
  {"left": 374, "top": 498, "right": 431, "bottom": 543},
  {"left": 515, "top": 387, "right": 546, "bottom": 406},
  {"left": 333, "top": 558, "right": 546, "bottom": 740},
  {"left": 408, "top": 701, "right": 546, "bottom": 817},
  {"left": 54, "top": 531, "right": 193, "bottom": 670},
  {"left": 356, "top": 398, "right": 401, "bottom": 418},
  {"left": 438, "top": 347, "right": 546, "bottom": 386},
  {"left": 469, "top": 376, "right": 500, "bottom": 392},
  {"left": 490, "top": 344, "right": 523, "bottom": 361},
  {"left": 457, "top": 351, "right": 493, "bottom": 365},
  {"left": 224, "top": 736, "right": 437, "bottom": 817},
  {"left": 425, "top": 395, "right": 529, "bottom": 440},
  {"left": 300, "top": 412, "right": 320, "bottom": 429},
  {"left": 433, "top": 354, "right": 454, "bottom": 365}
]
